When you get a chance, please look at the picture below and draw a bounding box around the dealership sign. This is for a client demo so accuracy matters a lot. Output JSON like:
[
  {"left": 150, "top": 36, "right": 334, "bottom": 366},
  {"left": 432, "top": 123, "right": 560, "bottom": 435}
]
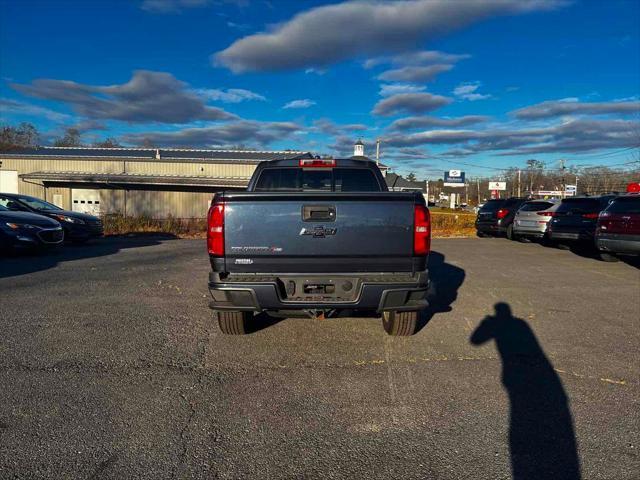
[
  {"left": 444, "top": 170, "right": 465, "bottom": 187},
  {"left": 488, "top": 181, "right": 506, "bottom": 191}
]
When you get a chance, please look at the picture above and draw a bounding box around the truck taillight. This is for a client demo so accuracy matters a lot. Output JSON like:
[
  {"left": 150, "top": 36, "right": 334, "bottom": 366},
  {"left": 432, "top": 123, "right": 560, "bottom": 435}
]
[
  {"left": 299, "top": 158, "right": 336, "bottom": 168},
  {"left": 207, "top": 200, "right": 224, "bottom": 256},
  {"left": 497, "top": 208, "right": 509, "bottom": 219},
  {"left": 414, "top": 204, "right": 431, "bottom": 256}
]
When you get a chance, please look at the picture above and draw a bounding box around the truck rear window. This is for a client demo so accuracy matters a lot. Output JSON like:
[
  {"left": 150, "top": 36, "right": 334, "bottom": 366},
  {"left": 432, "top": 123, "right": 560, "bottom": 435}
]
[{"left": 254, "top": 168, "right": 381, "bottom": 192}]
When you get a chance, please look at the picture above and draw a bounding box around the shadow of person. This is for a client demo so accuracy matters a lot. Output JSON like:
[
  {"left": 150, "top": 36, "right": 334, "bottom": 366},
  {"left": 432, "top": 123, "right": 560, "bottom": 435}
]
[
  {"left": 416, "top": 251, "right": 466, "bottom": 332},
  {"left": 470, "top": 303, "right": 581, "bottom": 480}
]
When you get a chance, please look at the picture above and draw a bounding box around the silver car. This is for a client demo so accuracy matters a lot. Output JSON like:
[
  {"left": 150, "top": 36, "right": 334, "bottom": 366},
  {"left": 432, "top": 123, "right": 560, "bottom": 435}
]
[{"left": 513, "top": 200, "right": 560, "bottom": 241}]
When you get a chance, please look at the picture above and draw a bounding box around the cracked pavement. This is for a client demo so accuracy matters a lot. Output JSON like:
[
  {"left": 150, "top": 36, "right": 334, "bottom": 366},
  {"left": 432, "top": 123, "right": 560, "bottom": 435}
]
[{"left": 0, "top": 237, "right": 638, "bottom": 479}]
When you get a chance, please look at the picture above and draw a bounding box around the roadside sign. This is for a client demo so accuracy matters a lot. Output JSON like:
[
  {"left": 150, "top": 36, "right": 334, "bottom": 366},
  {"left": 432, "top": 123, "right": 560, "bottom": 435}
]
[
  {"left": 565, "top": 184, "right": 577, "bottom": 193},
  {"left": 627, "top": 182, "right": 640, "bottom": 193},
  {"left": 532, "top": 190, "right": 576, "bottom": 197},
  {"left": 444, "top": 170, "right": 465, "bottom": 187},
  {"left": 488, "top": 181, "right": 506, "bottom": 191}
]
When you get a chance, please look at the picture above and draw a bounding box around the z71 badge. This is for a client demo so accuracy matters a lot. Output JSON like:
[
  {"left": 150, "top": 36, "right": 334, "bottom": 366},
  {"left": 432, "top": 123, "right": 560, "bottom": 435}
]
[{"left": 299, "top": 226, "right": 337, "bottom": 238}]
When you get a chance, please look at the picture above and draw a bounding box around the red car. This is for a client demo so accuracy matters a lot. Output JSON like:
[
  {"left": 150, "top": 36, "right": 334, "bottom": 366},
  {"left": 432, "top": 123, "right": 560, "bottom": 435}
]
[{"left": 595, "top": 195, "right": 640, "bottom": 262}]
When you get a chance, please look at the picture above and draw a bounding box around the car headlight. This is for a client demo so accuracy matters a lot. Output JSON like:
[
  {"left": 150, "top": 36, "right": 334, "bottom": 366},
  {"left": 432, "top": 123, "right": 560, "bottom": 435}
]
[
  {"left": 5, "top": 222, "right": 38, "bottom": 230},
  {"left": 52, "top": 214, "right": 85, "bottom": 224}
]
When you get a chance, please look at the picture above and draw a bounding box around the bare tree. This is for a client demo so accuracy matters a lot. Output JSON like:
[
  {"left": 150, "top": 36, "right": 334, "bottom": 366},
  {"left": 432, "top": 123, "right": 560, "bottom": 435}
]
[
  {"left": 93, "top": 137, "right": 121, "bottom": 148},
  {"left": 0, "top": 122, "right": 39, "bottom": 149},
  {"left": 53, "top": 128, "right": 82, "bottom": 147}
]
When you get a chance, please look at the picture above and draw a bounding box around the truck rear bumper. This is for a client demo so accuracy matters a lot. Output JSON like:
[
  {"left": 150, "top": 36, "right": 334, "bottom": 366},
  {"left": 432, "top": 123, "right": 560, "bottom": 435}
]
[
  {"left": 208, "top": 271, "right": 429, "bottom": 313},
  {"left": 596, "top": 234, "right": 640, "bottom": 255}
]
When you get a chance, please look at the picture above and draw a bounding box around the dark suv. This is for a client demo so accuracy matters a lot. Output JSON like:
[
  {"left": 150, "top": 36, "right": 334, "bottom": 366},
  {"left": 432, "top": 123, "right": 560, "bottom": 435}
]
[
  {"left": 547, "top": 195, "right": 617, "bottom": 248},
  {"left": 475, "top": 197, "right": 527, "bottom": 239},
  {"left": 595, "top": 195, "right": 640, "bottom": 261}
]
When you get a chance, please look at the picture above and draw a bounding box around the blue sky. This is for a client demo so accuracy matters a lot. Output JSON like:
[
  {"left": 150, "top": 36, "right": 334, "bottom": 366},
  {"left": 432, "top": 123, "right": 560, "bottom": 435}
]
[{"left": 0, "top": 0, "right": 639, "bottom": 177}]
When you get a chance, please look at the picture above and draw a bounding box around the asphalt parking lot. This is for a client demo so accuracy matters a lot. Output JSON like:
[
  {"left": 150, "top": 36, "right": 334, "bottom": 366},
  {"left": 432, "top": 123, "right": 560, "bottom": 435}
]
[{"left": 0, "top": 237, "right": 638, "bottom": 479}]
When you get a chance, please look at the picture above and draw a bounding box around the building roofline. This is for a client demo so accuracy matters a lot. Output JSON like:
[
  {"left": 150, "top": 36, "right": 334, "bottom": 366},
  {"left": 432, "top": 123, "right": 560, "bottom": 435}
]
[{"left": 7, "top": 146, "right": 309, "bottom": 155}]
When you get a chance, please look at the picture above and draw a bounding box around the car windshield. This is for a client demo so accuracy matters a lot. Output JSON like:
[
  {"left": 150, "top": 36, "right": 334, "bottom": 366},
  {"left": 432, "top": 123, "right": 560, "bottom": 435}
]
[
  {"left": 605, "top": 196, "right": 640, "bottom": 214},
  {"left": 0, "top": 204, "right": 7, "bottom": 211},
  {"left": 16, "top": 196, "right": 62, "bottom": 211}
]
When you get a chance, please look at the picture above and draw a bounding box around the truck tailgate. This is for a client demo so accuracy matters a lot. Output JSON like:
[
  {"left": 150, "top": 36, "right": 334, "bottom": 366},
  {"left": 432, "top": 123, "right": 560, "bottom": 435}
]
[{"left": 220, "top": 192, "right": 419, "bottom": 273}]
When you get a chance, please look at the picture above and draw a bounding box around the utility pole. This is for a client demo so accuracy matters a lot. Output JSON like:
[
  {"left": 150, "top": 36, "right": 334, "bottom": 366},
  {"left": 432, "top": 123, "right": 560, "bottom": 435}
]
[
  {"left": 560, "top": 159, "right": 566, "bottom": 199},
  {"left": 517, "top": 169, "right": 521, "bottom": 197},
  {"left": 476, "top": 178, "right": 480, "bottom": 205},
  {"left": 375, "top": 139, "right": 380, "bottom": 165}
]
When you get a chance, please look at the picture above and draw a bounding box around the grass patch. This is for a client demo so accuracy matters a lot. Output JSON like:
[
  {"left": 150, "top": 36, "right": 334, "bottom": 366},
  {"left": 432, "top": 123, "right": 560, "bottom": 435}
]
[
  {"left": 103, "top": 214, "right": 207, "bottom": 238},
  {"left": 103, "top": 211, "right": 477, "bottom": 239},
  {"left": 431, "top": 212, "right": 476, "bottom": 237}
]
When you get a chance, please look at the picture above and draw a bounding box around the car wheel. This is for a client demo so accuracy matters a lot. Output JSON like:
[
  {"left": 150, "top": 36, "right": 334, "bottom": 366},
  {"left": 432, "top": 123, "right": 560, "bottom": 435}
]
[
  {"left": 506, "top": 224, "right": 515, "bottom": 240},
  {"left": 217, "top": 311, "right": 253, "bottom": 334},
  {"left": 382, "top": 310, "right": 418, "bottom": 336},
  {"left": 597, "top": 252, "right": 619, "bottom": 262}
]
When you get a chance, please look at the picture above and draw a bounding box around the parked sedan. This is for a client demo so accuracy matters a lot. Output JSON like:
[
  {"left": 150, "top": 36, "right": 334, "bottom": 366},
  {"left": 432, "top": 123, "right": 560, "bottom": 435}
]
[
  {"left": 595, "top": 195, "right": 640, "bottom": 261},
  {"left": 0, "top": 193, "right": 103, "bottom": 243},
  {"left": 512, "top": 200, "right": 560, "bottom": 242},
  {"left": 547, "top": 195, "right": 617, "bottom": 248},
  {"left": 0, "top": 204, "right": 64, "bottom": 252},
  {"left": 475, "top": 197, "right": 527, "bottom": 239}
]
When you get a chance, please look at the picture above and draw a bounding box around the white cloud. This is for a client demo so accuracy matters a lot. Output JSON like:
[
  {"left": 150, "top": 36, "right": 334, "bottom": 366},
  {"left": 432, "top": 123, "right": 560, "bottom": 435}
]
[
  {"left": 453, "top": 82, "right": 492, "bottom": 101},
  {"left": 364, "top": 50, "right": 469, "bottom": 69},
  {"left": 11, "top": 70, "right": 237, "bottom": 124},
  {"left": 194, "top": 88, "right": 266, "bottom": 103},
  {"left": 141, "top": 0, "right": 211, "bottom": 14},
  {"left": 123, "top": 120, "right": 301, "bottom": 147},
  {"left": 513, "top": 99, "right": 640, "bottom": 119},
  {"left": 379, "top": 84, "right": 427, "bottom": 97},
  {"left": 214, "top": 0, "right": 566, "bottom": 72},
  {"left": 283, "top": 99, "right": 316, "bottom": 109},
  {"left": 378, "top": 64, "right": 453, "bottom": 83},
  {"left": 0, "top": 98, "right": 71, "bottom": 122},
  {"left": 372, "top": 93, "right": 452, "bottom": 116}
]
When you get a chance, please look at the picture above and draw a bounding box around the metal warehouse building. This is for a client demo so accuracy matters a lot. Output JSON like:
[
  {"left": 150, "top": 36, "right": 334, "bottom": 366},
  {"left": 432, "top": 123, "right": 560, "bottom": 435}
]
[{"left": 0, "top": 147, "right": 312, "bottom": 218}]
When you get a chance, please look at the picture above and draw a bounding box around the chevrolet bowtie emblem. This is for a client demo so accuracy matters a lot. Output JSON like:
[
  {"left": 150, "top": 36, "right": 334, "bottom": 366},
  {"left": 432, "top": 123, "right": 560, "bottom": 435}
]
[{"left": 299, "top": 226, "right": 337, "bottom": 238}]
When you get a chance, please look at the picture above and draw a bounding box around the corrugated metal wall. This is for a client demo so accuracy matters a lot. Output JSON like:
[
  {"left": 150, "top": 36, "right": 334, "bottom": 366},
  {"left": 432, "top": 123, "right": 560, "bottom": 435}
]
[
  {"left": 0, "top": 156, "right": 255, "bottom": 218},
  {"left": 105, "top": 190, "right": 215, "bottom": 218}
]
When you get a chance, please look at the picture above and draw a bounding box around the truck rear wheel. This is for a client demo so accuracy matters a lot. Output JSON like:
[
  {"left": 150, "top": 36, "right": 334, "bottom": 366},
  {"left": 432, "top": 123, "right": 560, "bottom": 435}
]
[
  {"left": 382, "top": 310, "right": 418, "bottom": 336},
  {"left": 217, "top": 311, "right": 253, "bottom": 335}
]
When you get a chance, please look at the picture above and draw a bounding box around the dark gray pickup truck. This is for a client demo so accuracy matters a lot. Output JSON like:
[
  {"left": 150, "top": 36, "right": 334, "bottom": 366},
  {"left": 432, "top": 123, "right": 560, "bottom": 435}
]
[{"left": 207, "top": 157, "right": 430, "bottom": 336}]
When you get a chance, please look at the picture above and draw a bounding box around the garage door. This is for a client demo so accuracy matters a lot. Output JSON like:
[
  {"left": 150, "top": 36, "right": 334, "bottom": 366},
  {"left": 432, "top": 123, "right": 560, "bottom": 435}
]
[
  {"left": 0, "top": 170, "right": 19, "bottom": 194},
  {"left": 71, "top": 189, "right": 101, "bottom": 216}
]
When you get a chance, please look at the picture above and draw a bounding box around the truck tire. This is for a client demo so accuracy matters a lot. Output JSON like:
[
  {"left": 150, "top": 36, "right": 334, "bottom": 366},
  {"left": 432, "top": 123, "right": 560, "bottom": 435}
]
[
  {"left": 217, "top": 311, "right": 252, "bottom": 334},
  {"left": 382, "top": 310, "right": 418, "bottom": 336}
]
